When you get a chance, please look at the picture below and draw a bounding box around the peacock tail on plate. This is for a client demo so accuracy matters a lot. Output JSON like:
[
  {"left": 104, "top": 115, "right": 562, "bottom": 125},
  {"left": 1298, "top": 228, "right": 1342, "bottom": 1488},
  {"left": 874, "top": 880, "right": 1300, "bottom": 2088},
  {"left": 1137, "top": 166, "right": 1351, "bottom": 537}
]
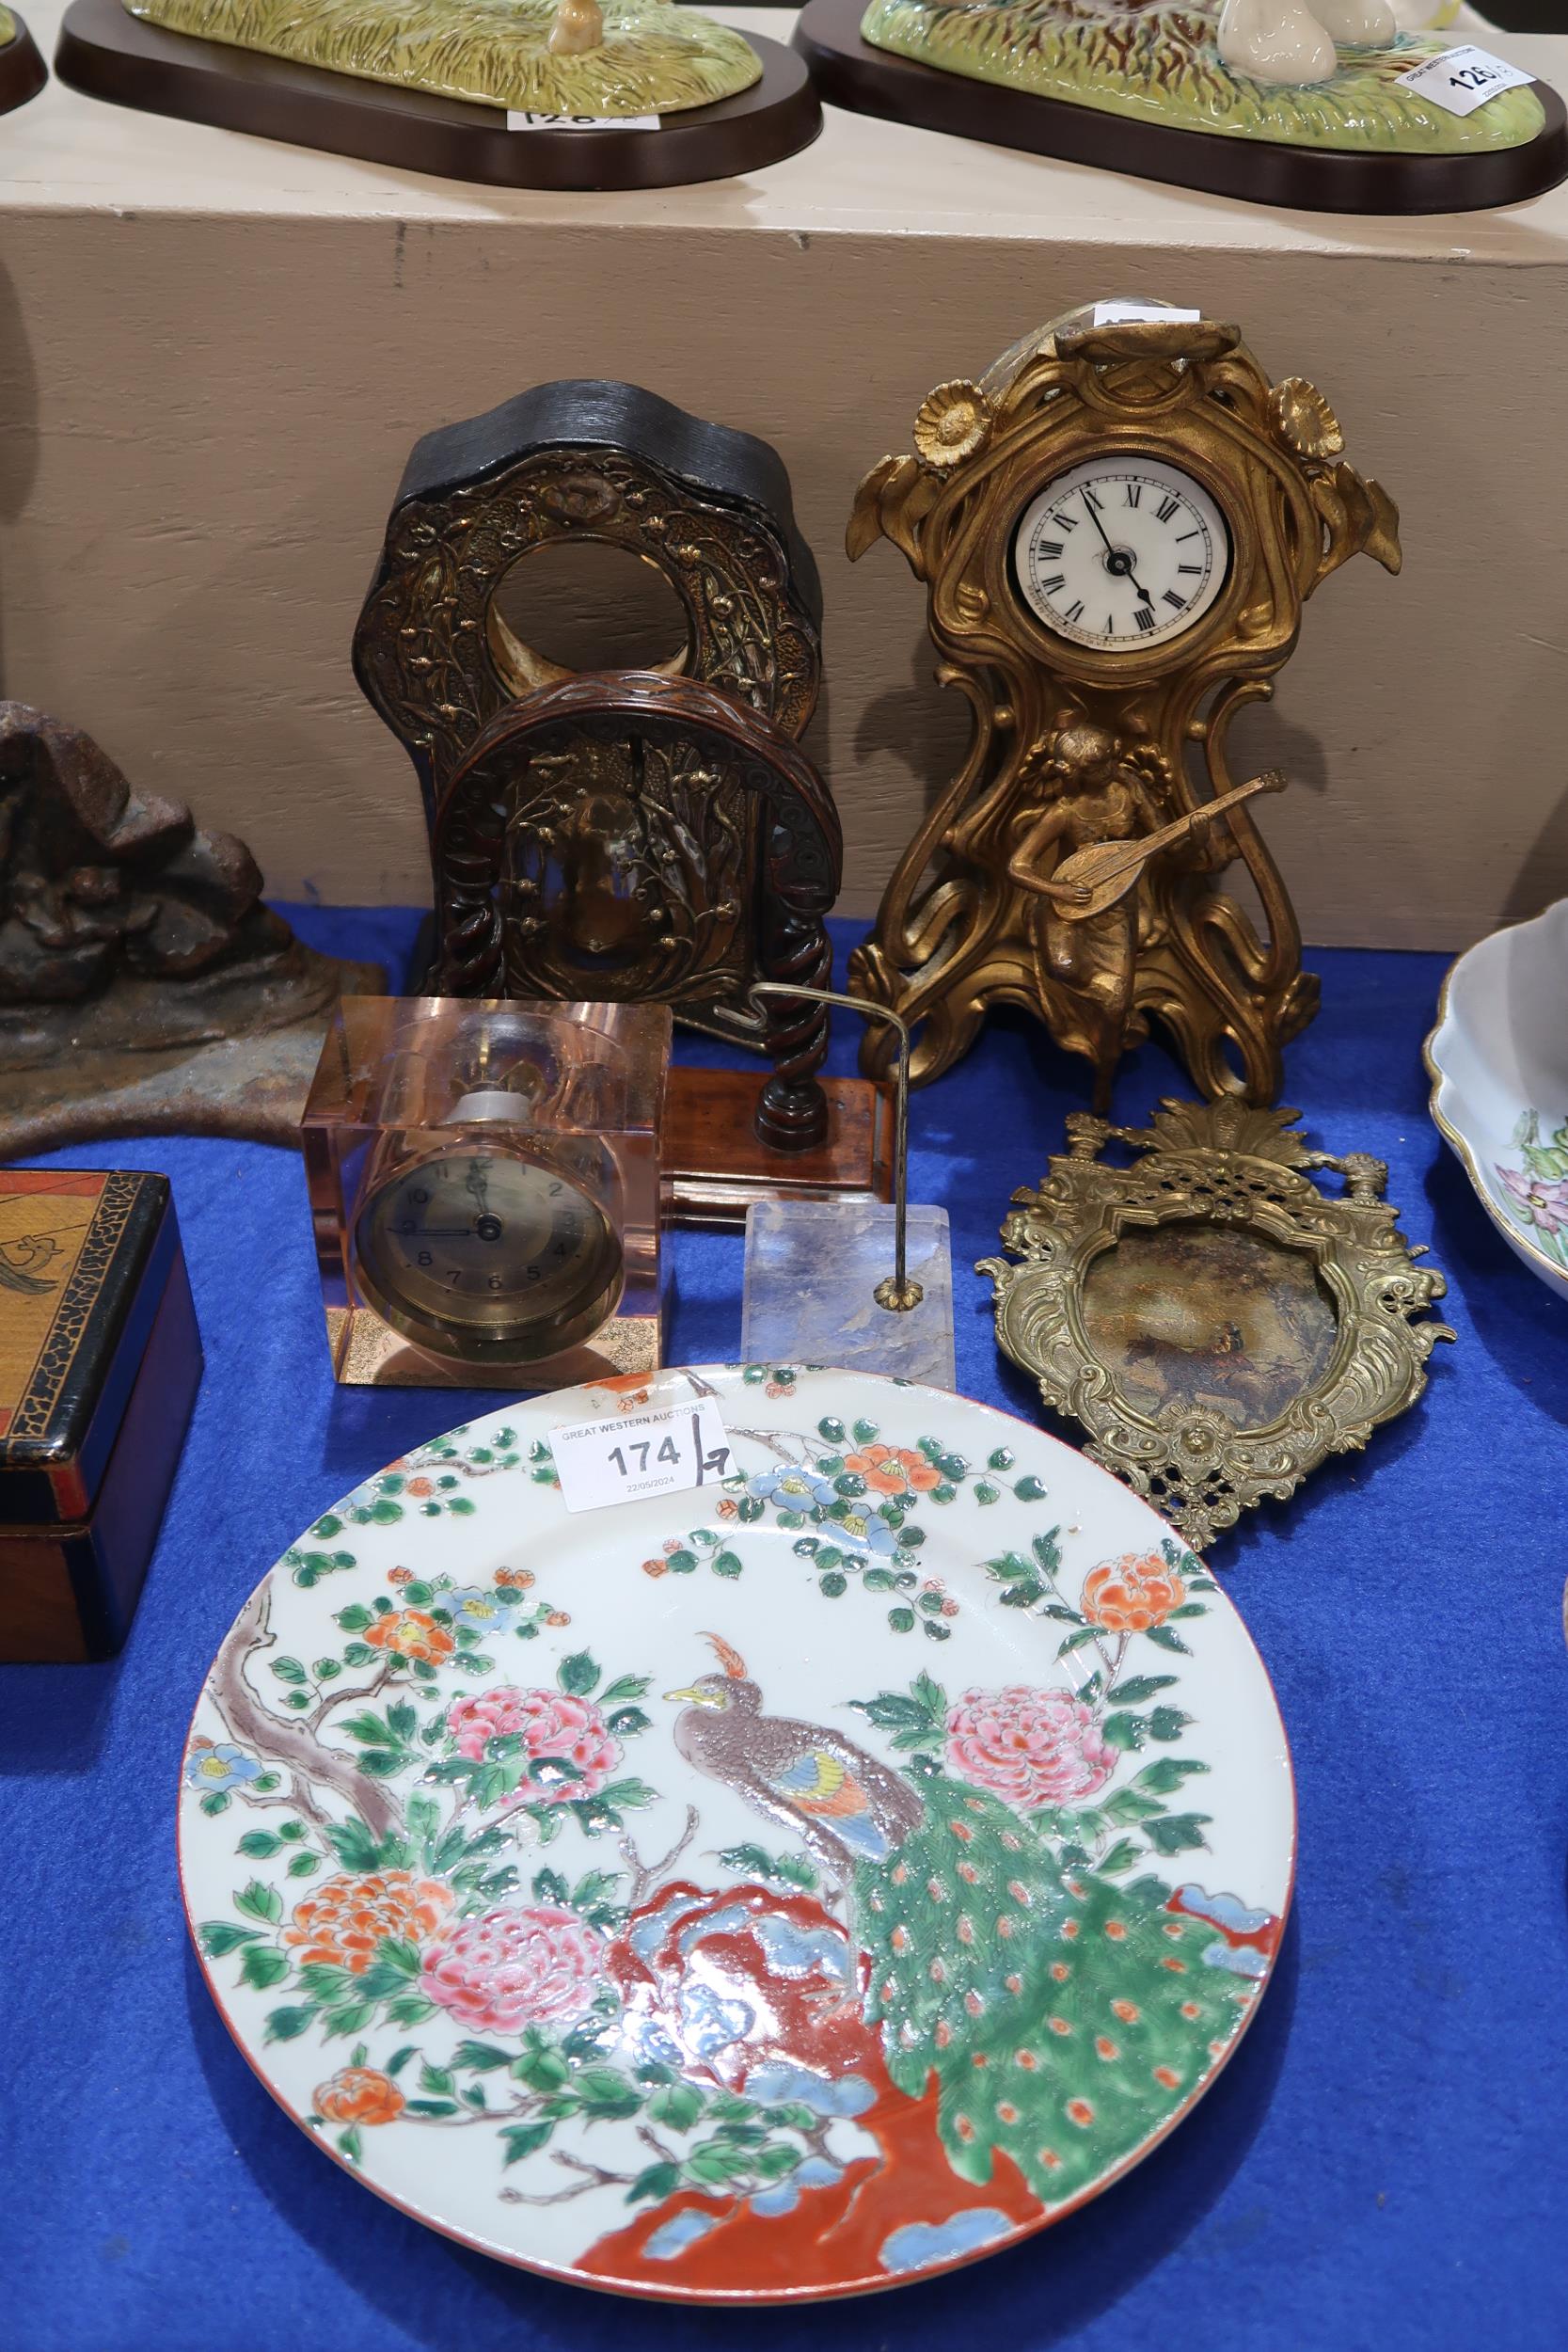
[{"left": 855, "top": 1764, "right": 1259, "bottom": 2206}]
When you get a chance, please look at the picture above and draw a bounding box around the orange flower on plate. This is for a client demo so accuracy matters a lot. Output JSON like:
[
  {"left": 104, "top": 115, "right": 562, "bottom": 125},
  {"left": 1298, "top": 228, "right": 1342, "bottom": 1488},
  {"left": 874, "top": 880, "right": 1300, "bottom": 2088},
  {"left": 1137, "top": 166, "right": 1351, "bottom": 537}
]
[
  {"left": 315, "top": 2066, "right": 405, "bottom": 2126},
  {"left": 1081, "top": 1553, "right": 1187, "bottom": 1634},
  {"left": 842, "top": 1443, "right": 942, "bottom": 1497},
  {"left": 363, "top": 1607, "right": 453, "bottom": 1664},
  {"left": 283, "top": 1870, "right": 455, "bottom": 1972},
  {"left": 404, "top": 1476, "right": 435, "bottom": 1499}
]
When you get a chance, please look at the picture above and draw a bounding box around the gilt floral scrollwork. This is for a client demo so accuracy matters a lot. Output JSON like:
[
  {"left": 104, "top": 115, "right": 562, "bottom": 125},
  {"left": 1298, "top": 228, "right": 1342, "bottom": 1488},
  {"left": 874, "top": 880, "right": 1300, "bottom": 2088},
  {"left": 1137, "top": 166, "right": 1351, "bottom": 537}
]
[
  {"left": 978, "top": 1100, "right": 1454, "bottom": 1551},
  {"left": 847, "top": 309, "right": 1402, "bottom": 1108}
]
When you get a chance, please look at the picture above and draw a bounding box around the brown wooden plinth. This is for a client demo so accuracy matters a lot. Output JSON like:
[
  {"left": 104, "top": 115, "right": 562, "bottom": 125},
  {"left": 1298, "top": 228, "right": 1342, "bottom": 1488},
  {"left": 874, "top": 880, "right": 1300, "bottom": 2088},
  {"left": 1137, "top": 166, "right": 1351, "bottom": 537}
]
[
  {"left": 793, "top": 0, "right": 1568, "bottom": 215},
  {"left": 55, "top": 0, "right": 820, "bottom": 190},
  {"left": 0, "top": 13, "right": 47, "bottom": 111},
  {"left": 667, "top": 1066, "right": 892, "bottom": 1230}
]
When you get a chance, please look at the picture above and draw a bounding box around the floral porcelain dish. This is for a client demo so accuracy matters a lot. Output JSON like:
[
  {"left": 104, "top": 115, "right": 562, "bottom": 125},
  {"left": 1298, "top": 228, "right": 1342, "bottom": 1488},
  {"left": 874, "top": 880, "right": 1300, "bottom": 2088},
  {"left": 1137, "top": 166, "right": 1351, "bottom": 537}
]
[
  {"left": 1424, "top": 896, "right": 1568, "bottom": 1303},
  {"left": 181, "top": 1364, "right": 1295, "bottom": 2303}
]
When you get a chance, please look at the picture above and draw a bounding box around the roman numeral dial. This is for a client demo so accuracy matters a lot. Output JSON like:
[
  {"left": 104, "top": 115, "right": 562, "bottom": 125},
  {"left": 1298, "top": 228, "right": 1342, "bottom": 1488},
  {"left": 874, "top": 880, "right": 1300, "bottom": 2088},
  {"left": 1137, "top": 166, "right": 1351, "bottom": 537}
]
[{"left": 1011, "top": 455, "right": 1230, "bottom": 653}]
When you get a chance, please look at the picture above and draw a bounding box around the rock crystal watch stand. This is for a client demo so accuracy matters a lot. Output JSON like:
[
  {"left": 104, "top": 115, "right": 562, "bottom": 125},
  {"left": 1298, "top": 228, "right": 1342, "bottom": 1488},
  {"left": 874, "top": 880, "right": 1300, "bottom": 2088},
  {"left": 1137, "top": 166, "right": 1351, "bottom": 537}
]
[{"left": 55, "top": 0, "right": 819, "bottom": 189}]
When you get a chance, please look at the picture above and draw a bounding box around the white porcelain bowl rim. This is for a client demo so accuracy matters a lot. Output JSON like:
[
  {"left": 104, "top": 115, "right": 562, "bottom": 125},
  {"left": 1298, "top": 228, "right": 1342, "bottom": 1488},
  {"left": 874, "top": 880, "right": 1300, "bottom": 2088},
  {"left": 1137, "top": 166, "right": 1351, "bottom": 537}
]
[{"left": 1423, "top": 896, "right": 1568, "bottom": 1300}]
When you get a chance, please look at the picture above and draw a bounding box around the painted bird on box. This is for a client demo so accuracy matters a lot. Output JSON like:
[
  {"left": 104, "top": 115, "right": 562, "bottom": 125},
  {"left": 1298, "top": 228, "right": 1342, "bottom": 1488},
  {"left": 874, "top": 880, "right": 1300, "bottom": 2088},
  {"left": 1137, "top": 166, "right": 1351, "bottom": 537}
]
[{"left": 664, "top": 1633, "right": 1270, "bottom": 2209}]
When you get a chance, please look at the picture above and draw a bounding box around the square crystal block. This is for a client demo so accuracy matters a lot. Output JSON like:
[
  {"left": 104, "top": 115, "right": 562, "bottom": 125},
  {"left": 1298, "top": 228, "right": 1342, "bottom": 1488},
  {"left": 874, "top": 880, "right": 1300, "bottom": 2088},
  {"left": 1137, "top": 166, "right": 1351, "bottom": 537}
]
[
  {"left": 301, "top": 996, "right": 670, "bottom": 1390},
  {"left": 742, "top": 1200, "right": 955, "bottom": 1387}
]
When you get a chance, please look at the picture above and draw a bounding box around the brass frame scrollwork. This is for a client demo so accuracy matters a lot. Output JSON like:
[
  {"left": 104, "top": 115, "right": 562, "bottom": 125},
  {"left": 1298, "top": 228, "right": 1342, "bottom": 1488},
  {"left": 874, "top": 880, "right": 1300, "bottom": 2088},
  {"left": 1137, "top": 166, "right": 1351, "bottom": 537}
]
[
  {"left": 979, "top": 1098, "right": 1453, "bottom": 1551},
  {"left": 847, "top": 312, "right": 1401, "bottom": 1105}
]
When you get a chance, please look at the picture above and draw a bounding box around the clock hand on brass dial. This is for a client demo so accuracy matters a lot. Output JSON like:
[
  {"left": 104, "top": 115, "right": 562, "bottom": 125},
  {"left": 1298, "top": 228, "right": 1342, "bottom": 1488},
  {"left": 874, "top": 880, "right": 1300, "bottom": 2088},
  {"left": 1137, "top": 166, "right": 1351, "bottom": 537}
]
[{"left": 1081, "top": 490, "right": 1152, "bottom": 607}]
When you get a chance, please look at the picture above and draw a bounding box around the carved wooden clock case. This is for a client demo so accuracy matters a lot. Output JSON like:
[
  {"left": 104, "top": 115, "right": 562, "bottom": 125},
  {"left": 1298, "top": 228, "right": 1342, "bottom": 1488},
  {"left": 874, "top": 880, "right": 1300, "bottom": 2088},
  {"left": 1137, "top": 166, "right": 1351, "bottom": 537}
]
[
  {"left": 847, "top": 308, "right": 1402, "bottom": 1109},
  {"left": 353, "top": 379, "right": 888, "bottom": 1224}
]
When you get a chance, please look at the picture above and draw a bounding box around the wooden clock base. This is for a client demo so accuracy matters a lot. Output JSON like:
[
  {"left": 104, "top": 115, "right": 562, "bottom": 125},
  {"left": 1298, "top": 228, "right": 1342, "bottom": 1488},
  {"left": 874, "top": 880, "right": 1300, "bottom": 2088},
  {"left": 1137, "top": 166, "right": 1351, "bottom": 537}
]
[
  {"left": 793, "top": 0, "right": 1568, "bottom": 215},
  {"left": 55, "top": 0, "right": 820, "bottom": 189},
  {"left": 666, "top": 1066, "right": 893, "bottom": 1229},
  {"left": 0, "top": 12, "right": 46, "bottom": 111}
]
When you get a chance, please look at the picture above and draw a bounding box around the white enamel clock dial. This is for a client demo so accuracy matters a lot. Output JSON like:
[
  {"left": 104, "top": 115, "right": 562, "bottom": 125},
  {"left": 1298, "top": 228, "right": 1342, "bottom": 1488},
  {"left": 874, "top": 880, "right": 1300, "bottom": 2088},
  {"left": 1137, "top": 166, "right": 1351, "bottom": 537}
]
[{"left": 1012, "top": 454, "right": 1231, "bottom": 652}]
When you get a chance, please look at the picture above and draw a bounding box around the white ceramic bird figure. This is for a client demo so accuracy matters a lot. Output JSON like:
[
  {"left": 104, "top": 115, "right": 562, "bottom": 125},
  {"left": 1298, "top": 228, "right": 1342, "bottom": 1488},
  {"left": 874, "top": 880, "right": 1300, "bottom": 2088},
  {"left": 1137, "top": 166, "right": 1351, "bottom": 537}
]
[
  {"left": 548, "top": 0, "right": 605, "bottom": 55},
  {"left": 1217, "top": 0, "right": 1396, "bottom": 85}
]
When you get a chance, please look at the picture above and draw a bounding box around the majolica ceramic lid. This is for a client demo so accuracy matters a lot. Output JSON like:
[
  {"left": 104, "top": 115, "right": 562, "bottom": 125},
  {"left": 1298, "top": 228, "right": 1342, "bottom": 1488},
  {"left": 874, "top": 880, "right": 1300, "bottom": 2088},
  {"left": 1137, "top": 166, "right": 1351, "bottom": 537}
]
[{"left": 181, "top": 1365, "right": 1293, "bottom": 2302}]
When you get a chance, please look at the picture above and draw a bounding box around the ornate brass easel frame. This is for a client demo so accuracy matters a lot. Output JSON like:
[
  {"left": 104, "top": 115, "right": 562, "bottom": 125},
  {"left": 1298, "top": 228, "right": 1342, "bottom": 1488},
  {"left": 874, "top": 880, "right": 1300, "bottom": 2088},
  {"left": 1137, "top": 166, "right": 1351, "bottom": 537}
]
[{"left": 979, "top": 1099, "right": 1453, "bottom": 1550}]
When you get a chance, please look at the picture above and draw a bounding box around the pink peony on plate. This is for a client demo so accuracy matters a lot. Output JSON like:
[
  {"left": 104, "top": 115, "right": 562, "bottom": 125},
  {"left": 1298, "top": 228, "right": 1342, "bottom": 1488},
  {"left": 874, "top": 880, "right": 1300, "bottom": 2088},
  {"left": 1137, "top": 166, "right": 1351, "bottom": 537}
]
[{"left": 181, "top": 1365, "right": 1294, "bottom": 2302}]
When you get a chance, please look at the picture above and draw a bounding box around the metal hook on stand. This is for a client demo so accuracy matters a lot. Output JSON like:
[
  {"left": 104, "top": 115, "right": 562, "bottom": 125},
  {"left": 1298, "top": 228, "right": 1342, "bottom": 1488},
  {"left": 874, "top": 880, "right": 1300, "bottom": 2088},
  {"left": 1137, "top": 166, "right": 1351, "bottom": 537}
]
[{"left": 746, "top": 981, "right": 923, "bottom": 1315}]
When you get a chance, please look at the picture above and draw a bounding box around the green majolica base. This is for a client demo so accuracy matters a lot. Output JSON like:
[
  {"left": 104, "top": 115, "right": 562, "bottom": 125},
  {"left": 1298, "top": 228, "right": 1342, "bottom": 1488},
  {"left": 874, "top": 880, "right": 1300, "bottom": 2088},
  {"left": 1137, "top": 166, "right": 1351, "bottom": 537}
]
[
  {"left": 858, "top": 0, "right": 1543, "bottom": 154},
  {"left": 123, "top": 0, "right": 760, "bottom": 116}
]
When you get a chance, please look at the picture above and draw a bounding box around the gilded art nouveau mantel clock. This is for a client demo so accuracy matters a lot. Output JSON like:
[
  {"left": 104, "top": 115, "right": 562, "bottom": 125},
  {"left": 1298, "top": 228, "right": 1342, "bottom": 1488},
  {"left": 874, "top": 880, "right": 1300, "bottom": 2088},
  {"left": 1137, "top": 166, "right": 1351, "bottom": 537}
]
[{"left": 847, "top": 304, "right": 1402, "bottom": 1110}]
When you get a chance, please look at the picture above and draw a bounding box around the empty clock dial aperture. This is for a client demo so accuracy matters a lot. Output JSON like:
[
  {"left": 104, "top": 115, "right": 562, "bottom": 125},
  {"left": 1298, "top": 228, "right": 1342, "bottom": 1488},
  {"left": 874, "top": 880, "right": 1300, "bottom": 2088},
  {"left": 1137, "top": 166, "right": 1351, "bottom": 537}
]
[{"left": 1011, "top": 455, "right": 1231, "bottom": 652}]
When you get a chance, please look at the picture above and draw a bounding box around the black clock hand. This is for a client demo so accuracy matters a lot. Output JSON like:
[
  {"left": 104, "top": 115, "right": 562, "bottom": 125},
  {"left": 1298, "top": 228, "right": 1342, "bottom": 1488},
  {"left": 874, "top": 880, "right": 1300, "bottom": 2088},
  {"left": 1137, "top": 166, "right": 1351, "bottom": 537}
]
[
  {"left": 1082, "top": 489, "right": 1116, "bottom": 557},
  {"left": 1082, "top": 491, "right": 1153, "bottom": 606}
]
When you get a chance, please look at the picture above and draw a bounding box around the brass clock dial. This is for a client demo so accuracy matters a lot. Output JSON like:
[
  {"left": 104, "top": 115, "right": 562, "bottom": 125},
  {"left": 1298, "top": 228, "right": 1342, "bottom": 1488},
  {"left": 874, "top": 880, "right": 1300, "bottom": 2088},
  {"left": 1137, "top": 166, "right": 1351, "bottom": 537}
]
[
  {"left": 1011, "top": 454, "right": 1231, "bottom": 652},
  {"left": 352, "top": 1147, "right": 623, "bottom": 1366}
]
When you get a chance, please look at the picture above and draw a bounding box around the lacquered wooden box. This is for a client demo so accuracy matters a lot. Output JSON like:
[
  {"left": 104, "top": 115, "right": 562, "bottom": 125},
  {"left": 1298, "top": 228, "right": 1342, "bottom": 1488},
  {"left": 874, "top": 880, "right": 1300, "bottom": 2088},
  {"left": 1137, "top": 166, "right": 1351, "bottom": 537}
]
[{"left": 0, "top": 1170, "right": 201, "bottom": 1661}]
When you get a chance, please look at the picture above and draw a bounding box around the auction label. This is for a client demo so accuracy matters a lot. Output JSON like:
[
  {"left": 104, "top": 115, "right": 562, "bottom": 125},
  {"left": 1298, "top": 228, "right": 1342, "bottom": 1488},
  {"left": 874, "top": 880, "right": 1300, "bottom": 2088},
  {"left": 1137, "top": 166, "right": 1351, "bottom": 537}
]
[
  {"left": 551, "top": 1398, "right": 733, "bottom": 1513},
  {"left": 507, "top": 109, "right": 661, "bottom": 129},
  {"left": 1394, "top": 46, "right": 1531, "bottom": 117},
  {"left": 1091, "top": 301, "right": 1202, "bottom": 328}
]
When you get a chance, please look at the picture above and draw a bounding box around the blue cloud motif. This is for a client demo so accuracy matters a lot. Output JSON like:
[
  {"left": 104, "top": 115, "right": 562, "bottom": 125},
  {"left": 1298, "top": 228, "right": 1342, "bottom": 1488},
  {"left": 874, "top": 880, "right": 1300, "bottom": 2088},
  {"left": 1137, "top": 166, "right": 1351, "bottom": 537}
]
[
  {"left": 879, "top": 2210, "right": 1017, "bottom": 2274},
  {"left": 625, "top": 2019, "right": 685, "bottom": 2073},
  {"left": 1201, "top": 1937, "right": 1269, "bottom": 1979},
  {"left": 753, "top": 1914, "right": 852, "bottom": 1979},
  {"left": 675, "top": 1902, "right": 846, "bottom": 1980},
  {"left": 751, "top": 2183, "right": 801, "bottom": 2219},
  {"left": 1175, "top": 1885, "right": 1272, "bottom": 1938},
  {"left": 747, "top": 2059, "right": 876, "bottom": 2119},
  {"left": 677, "top": 1979, "right": 755, "bottom": 2057},
  {"left": 645, "top": 2211, "right": 722, "bottom": 2262},
  {"left": 750, "top": 2154, "right": 844, "bottom": 2221}
]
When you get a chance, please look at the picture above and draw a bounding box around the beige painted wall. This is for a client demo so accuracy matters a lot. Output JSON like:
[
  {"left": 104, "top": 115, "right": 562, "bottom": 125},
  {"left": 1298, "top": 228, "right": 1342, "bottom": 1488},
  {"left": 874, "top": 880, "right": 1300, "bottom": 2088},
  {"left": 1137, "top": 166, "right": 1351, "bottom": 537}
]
[{"left": 2, "top": 4, "right": 1565, "bottom": 945}]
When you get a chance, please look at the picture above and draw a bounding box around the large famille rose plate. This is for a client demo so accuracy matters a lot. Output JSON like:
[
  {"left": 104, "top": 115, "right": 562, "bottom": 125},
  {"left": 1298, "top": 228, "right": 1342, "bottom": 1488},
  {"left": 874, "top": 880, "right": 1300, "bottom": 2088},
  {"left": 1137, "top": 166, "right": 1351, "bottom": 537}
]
[{"left": 181, "top": 1365, "right": 1294, "bottom": 2303}]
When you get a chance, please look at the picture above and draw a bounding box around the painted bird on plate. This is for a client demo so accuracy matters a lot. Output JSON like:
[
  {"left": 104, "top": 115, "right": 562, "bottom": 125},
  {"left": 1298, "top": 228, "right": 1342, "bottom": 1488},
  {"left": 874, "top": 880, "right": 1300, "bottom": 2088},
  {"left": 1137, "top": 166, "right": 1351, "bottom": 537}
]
[
  {"left": 664, "top": 1633, "right": 1269, "bottom": 2210},
  {"left": 665, "top": 1633, "right": 923, "bottom": 1881}
]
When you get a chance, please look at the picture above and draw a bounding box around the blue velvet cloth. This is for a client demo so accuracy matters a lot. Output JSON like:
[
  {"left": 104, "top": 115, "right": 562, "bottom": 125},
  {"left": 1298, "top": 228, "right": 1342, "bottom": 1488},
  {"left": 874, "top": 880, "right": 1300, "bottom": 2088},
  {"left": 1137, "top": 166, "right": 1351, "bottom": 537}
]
[{"left": 4, "top": 907, "right": 1565, "bottom": 2352}]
